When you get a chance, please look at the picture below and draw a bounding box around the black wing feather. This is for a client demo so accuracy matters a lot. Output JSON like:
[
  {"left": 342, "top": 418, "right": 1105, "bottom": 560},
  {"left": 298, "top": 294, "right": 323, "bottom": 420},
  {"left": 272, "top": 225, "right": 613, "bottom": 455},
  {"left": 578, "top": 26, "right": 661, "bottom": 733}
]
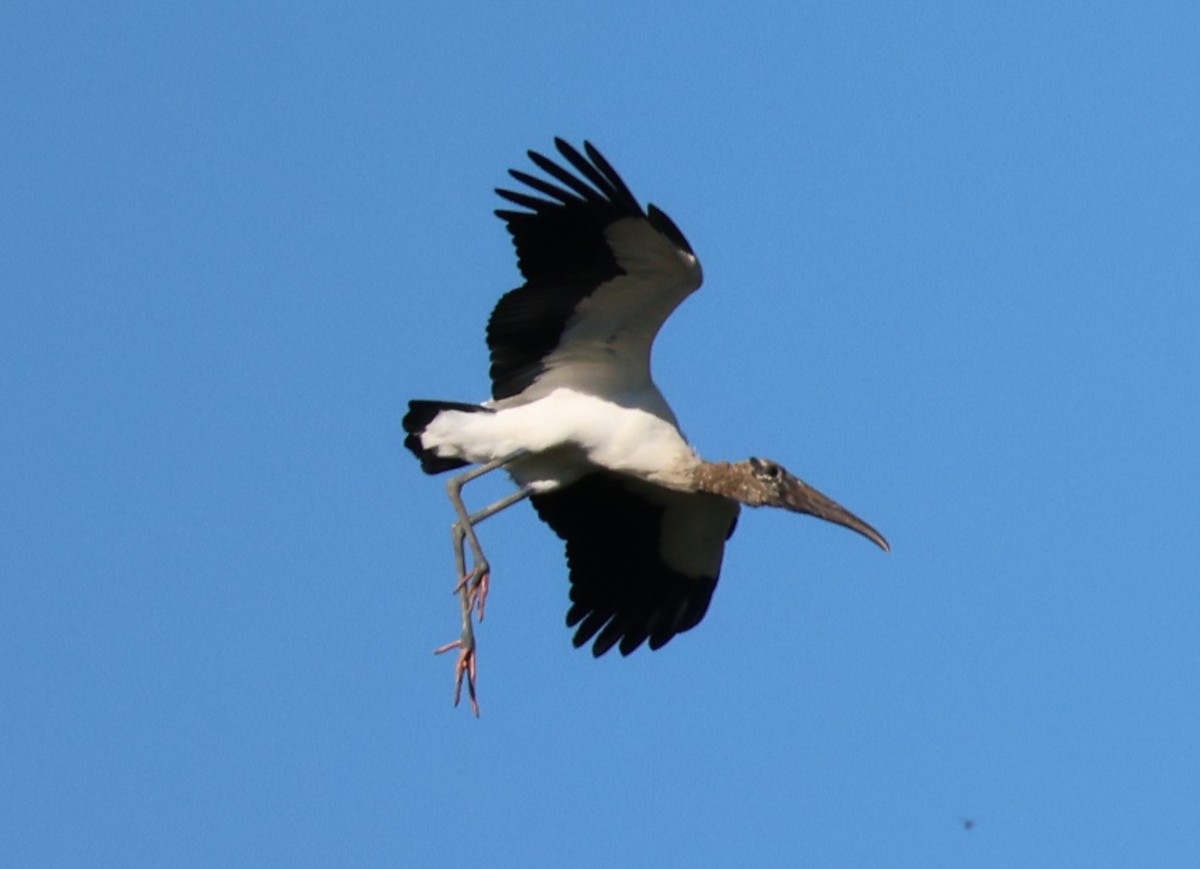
[
  {"left": 526, "top": 147, "right": 603, "bottom": 203},
  {"left": 531, "top": 472, "right": 736, "bottom": 657},
  {"left": 506, "top": 169, "right": 576, "bottom": 204}
]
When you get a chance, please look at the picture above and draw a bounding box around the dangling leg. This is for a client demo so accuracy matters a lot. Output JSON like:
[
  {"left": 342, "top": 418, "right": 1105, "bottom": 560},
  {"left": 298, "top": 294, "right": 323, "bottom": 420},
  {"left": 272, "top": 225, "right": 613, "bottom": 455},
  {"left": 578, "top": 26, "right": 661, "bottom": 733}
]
[
  {"left": 434, "top": 487, "right": 531, "bottom": 715},
  {"left": 451, "top": 486, "right": 532, "bottom": 620},
  {"left": 444, "top": 449, "right": 528, "bottom": 615},
  {"left": 433, "top": 450, "right": 529, "bottom": 715}
]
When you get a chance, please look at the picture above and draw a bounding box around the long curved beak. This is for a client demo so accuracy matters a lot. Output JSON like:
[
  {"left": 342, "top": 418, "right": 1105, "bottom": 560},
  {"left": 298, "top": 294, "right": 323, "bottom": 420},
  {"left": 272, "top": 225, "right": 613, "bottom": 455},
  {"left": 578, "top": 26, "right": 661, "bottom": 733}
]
[{"left": 784, "top": 477, "right": 890, "bottom": 552}]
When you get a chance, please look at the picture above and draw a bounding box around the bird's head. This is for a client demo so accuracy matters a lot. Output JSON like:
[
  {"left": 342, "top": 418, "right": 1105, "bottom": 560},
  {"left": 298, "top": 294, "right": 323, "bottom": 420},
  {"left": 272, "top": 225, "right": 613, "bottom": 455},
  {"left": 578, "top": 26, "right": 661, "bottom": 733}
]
[{"left": 735, "top": 457, "right": 890, "bottom": 551}]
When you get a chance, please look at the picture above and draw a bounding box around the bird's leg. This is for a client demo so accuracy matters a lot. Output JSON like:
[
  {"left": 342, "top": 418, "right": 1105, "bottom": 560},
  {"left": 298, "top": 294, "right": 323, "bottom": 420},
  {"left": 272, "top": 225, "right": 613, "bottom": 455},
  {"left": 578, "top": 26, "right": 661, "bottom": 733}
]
[
  {"left": 435, "top": 450, "right": 529, "bottom": 714},
  {"left": 433, "top": 612, "right": 479, "bottom": 715},
  {"left": 434, "top": 488, "right": 531, "bottom": 716},
  {"left": 452, "top": 487, "right": 532, "bottom": 620},
  {"left": 432, "top": 498, "right": 482, "bottom": 715},
  {"left": 445, "top": 450, "right": 528, "bottom": 616}
]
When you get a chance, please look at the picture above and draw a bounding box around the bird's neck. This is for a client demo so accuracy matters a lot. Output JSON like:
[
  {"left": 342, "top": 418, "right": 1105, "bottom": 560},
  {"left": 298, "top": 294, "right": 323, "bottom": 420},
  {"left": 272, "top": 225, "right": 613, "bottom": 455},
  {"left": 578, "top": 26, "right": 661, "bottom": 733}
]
[{"left": 692, "top": 461, "right": 756, "bottom": 504}]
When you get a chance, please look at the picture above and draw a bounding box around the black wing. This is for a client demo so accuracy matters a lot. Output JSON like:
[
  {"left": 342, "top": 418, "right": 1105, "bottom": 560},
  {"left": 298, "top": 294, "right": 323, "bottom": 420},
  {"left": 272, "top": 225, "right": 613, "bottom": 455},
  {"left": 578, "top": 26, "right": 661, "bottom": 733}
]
[
  {"left": 489, "top": 138, "right": 702, "bottom": 401},
  {"left": 530, "top": 471, "right": 739, "bottom": 657}
]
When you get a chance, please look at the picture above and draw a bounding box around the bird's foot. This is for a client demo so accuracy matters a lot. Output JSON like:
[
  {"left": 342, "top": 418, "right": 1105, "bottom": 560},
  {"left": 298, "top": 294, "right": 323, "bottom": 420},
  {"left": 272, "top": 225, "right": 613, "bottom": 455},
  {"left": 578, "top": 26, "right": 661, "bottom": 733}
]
[
  {"left": 433, "top": 637, "right": 479, "bottom": 717},
  {"left": 453, "top": 566, "right": 490, "bottom": 621}
]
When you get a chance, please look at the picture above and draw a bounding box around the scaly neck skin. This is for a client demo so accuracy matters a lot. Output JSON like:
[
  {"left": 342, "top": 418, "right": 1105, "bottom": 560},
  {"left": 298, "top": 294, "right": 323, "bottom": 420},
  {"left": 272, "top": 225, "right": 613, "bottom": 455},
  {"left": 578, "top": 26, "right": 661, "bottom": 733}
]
[{"left": 693, "top": 460, "right": 764, "bottom": 505}]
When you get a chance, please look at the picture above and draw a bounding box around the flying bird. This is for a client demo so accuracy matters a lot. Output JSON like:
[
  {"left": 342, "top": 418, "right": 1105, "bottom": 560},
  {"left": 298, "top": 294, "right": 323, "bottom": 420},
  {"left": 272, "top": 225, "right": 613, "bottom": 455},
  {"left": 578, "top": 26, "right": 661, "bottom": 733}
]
[{"left": 404, "top": 138, "right": 888, "bottom": 714}]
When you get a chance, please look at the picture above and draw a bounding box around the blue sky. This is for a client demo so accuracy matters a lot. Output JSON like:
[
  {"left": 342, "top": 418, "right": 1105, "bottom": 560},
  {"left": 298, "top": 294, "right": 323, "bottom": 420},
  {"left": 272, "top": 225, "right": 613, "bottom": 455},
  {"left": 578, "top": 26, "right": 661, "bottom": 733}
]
[{"left": 4, "top": 2, "right": 1198, "bottom": 866}]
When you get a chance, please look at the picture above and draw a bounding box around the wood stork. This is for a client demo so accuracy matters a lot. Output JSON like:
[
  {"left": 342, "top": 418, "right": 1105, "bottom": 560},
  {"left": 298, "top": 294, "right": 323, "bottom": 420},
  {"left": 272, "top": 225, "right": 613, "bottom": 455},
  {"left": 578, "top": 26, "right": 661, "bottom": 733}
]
[{"left": 404, "top": 138, "right": 888, "bottom": 714}]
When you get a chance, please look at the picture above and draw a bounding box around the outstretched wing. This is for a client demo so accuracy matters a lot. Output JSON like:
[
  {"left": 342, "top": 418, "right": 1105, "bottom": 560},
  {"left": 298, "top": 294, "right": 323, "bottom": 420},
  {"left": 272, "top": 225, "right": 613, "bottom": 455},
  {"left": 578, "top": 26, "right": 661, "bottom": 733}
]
[
  {"left": 489, "top": 139, "right": 703, "bottom": 402},
  {"left": 530, "top": 471, "right": 739, "bottom": 657}
]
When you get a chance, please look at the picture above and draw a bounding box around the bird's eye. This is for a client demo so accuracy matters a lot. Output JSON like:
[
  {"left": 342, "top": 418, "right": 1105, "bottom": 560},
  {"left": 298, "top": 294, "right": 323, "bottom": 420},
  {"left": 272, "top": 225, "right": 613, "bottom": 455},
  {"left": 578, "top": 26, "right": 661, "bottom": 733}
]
[{"left": 760, "top": 461, "right": 781, "bottom": 480}]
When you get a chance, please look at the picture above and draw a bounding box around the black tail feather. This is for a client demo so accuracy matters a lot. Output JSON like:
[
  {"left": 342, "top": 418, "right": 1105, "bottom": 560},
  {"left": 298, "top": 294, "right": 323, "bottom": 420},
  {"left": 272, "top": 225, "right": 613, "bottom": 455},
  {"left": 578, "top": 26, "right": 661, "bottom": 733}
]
[{"left": 402, "top": 400, "right": 490, "bottom": 474}]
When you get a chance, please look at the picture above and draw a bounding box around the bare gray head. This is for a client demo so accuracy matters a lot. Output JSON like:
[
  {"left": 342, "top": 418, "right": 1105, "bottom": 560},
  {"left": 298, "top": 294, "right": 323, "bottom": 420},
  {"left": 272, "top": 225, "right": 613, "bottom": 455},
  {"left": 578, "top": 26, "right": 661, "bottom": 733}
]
[{"left": 695, "top": 456, "right": 889, "bottom": 551}]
